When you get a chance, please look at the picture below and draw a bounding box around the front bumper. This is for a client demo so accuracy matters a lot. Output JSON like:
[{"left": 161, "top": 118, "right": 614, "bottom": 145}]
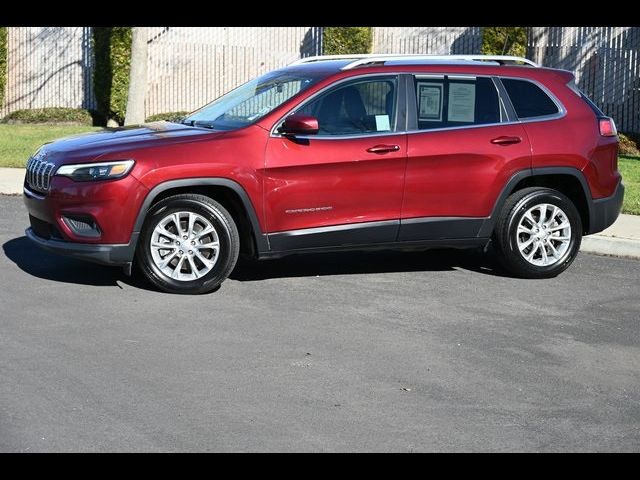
[
  {"left": 22, "top": 173, "right": 147, "bottom": 267},
  {"left": 23, "top": 173, "right": 148, "bottom": 244},
  {"left": 588, "top": 179, "right": 625, "bottom": 235},
  {"left": 25, "top": 227, "right": 138, "bottom": 267}
]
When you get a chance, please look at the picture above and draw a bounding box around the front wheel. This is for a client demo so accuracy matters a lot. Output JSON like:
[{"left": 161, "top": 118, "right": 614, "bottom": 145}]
[
  {"left": 493, "top": 187, "right": 582, "bottom": 279},
  {"left": 136, "top": 194, "right": 240, "bottom": 294}
]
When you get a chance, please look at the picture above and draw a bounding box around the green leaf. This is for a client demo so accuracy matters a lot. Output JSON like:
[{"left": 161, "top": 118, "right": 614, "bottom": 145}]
[
  {"left": 481, "top": 27, "right": 527, "bottom": 57},
  {"left": 323, "top": 27, "right": 372, "bottom": 55}
]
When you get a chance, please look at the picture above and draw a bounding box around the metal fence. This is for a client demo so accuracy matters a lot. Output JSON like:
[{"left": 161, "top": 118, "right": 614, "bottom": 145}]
[
  {"left": 529, "top": 27, "right": 640, "bottom": 134},
  {"left": 0, "top": 27, "right": 322, "bottom": 118},
  {"left": 2, "top": 26, "right": 639, "bottom": 133},
  {"left": 372, "top": 27, "right": 482, "bottom": 55},
  {"left": 1, "top": 27, "right": 95, "bottom": 117},
  {"left": 1, "top": 27, "right": 482, "bottom": 120},
  {"left": 145, "top": 27, "right": 321, "bottom": 117}
]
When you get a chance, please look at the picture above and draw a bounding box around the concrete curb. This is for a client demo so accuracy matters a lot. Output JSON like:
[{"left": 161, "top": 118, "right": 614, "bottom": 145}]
[
  {"left": 2, "top": 167, "right": 639, "bottom": 261},
  {"left": 581, "top": 235, "right": 640, "bottom": 260}
]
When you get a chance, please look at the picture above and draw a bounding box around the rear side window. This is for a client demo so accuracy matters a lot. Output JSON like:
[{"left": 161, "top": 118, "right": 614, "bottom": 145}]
[
  {"left": 414, "top": 76, "right": 501, "bottom": 130},
  {"left": 501, "top": 78, "right": 560, "bottom": 119}
]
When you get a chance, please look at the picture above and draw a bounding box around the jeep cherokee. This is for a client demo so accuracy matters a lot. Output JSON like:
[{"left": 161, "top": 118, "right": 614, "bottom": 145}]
[{"left": 23, "top": 54, "right": 624, "bottom": 294}]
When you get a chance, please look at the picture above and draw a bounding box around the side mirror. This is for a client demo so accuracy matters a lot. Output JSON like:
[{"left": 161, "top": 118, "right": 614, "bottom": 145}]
[{"left": 279, "top": 114, "right": 319, "bottom": 136}]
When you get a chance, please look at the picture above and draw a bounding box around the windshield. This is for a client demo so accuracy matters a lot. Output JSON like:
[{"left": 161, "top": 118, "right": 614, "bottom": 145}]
[{"left": 183, "top": 70, "right": 323, "bottom": 130}]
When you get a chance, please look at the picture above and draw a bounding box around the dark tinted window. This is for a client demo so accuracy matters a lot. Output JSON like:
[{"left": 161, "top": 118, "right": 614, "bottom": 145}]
[
  {"left": 414, "top": 76, "right": 501, "bottom": 130},
  {"left": 502, "top": 78, "right": 559, "bottom": 118},
  {"left": 297, "top": 77, "right": 396, "bottom": 135}
]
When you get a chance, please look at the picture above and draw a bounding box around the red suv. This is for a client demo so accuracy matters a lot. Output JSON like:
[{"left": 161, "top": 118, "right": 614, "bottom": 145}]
[{"left": 23, "top": 54, "right": 624, "bottom": 294}]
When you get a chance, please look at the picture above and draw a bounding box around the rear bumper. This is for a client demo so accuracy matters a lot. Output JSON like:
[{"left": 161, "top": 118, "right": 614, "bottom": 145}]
[
  {"left": 25, "top": 227, "right": 138, "bottom": 266},
  {"left": 588, "top": 179, "right": 624, "bottom": 235}
]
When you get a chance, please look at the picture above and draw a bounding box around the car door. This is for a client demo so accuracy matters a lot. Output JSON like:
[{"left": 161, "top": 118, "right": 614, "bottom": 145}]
[
  {"left": 264, "top": 75, "right": 408, "bottom": 251},
  {"left": 399, "top": 73, "right": 532, "bottom": 241}
]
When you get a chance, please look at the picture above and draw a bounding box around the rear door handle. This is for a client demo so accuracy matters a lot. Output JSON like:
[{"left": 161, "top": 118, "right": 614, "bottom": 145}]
[
  {"left": 490, "top": 136, "right": 522, "bottom": 146},
  {"left": 366, "top": 144, "right": 400, "bottom": 154}
]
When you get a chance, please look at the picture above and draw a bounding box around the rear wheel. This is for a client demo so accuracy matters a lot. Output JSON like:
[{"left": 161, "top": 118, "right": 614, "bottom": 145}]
[
  {"left": 136, "top": 194, "right": 239, "bottom": 294},
  {"left": 493, "top": 187, "right": 582, "bottom": 279}
]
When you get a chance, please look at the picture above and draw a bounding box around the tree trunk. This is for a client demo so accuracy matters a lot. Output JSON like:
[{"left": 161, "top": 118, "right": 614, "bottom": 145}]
[{"left": 124, "top": 27, "right": 148, "bottom": 125}]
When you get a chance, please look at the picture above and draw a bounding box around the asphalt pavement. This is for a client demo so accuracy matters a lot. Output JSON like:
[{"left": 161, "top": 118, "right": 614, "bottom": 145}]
[{"left": 0, "top": 195, "right": 639, "bottom": 452}]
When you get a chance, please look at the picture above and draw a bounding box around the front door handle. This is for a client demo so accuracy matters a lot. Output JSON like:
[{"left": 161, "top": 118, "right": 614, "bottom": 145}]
[
  {"left": 490, "top": 136, "right": 522, "bottom": 146},
  {"left": 366, "top": 144, "right": 400, "bottom": 154}
]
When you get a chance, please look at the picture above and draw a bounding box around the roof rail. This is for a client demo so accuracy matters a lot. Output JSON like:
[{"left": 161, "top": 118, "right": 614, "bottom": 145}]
[
  {"left": 290, "top": 54, "right": 539, "bottom": 69},
  {"left": 289, "top": 54, "right": 377, "bottom": 65}
]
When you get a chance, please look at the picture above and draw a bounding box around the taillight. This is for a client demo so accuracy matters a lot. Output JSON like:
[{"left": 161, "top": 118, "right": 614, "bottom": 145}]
[{"left": 599, "top": 117, "right": 618, "bottom": 137}]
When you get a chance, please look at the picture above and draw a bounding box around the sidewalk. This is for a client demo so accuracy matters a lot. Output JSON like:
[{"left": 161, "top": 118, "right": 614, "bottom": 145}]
[
  {"left": 581, "top": 212, "right": 640, "bottom": 259},
  {"left": 0, "top": 168, "right": 24, "bottom": 195},
  {"left": 1, "top": 167, "right": 639, "bottom": 259}
]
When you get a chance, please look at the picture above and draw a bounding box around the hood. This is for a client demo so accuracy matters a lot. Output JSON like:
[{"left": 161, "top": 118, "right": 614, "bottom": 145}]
[{"left": 38, "top": 121, "right": 223, "bottom": 162}]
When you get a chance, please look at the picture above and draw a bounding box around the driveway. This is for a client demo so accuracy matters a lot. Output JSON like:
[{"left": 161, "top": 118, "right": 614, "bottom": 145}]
[{"left": 0, "top": 195, "right": 638, "bottom": 451}]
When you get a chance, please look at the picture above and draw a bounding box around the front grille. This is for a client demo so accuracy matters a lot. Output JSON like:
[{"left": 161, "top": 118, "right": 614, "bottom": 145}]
[{"left": 25, "top": 156, "right": 56, "bottom": 193}]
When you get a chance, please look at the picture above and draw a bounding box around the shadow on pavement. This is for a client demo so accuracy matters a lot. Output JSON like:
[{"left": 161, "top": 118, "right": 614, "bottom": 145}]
[
  {"left": 230, "top": 247, "right": 509, "bottom": 281},
  {"left": 3, "top": 235, "right": 511, "bottom": 290},
  {"left": 2, "top": 236, "right": 150, "bottom": 290}
]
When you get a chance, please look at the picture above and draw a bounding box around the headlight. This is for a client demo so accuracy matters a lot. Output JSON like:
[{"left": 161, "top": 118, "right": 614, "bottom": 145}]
[{"left": 56, "top": 160, "right": 135, "bottom": 181}]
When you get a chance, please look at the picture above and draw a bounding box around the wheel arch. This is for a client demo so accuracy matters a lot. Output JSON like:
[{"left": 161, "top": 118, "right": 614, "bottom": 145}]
[
  {"left": 479, "top": 167, "right": 594, "bottom": 237},
  {"left": 132, "top": 178, "right": 269, "bottom": 257}
]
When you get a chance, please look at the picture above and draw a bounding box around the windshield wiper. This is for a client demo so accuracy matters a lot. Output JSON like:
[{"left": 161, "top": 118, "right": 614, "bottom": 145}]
[{"left": 192, "top": 120, "right": 217, "bottom": 130}]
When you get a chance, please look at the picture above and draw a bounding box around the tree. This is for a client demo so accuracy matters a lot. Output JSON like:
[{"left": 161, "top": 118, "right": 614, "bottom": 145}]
[
  {"left": 481, "top": 27, "right": 528, "bottom": 57},
  {"left": 124, "top": 27, "right": 148, "bottom": 125}
]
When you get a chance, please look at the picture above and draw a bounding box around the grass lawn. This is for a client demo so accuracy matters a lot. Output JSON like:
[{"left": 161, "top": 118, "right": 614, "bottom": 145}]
[
  {"left": 0, "top": 124, "right": 639, "bottom": 215},
  {"left": 619, "top": 156, "right": 640, "bottom": 215},
  {"left": 0, "top": 124, "right": 101, "bottom": 168}
]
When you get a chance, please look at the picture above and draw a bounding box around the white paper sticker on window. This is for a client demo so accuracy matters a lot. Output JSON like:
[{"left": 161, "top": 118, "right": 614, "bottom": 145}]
[
  {"left": 448, "top": 83, "right": 476, "bottom": 122},
  {"left": 417, "top": 82, "right": 443, "bottom": 121},
  {"left": 375, "top": 115, "right": 391, "bottom": 131}
]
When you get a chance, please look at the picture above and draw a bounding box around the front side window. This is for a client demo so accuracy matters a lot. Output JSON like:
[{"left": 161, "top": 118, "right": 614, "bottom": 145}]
[
  {"left": 414, "top": 76, "right": 502, "bottom": 130},
  {"left": 501, "top": 78, "right": 560, "bottom": 119},
  {"left": 184, "top": 70, "right": 325, "bottom": 131},
  {"left": 296, "top": 77, "right": 397, "bottom": 136}
]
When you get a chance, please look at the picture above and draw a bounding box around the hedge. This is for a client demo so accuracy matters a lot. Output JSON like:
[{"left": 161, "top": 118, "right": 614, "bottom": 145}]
[
  {"left": 620, "top": 132, "right": 640, "bottom": 157},
  {"left": 0, "top": 27, "right": 6, "bottom": 108},
  {"left": 323, "top": 27, "right": 372, "bottom": 55},
  {"left": 145, "top": 111, "right": 190, "bottom": 123},
  {"left": 1, "top": 107, "right": 93, "bottom": 125},
  {"left": 93, "top": 27, "right": 132, "bottom": 126}
]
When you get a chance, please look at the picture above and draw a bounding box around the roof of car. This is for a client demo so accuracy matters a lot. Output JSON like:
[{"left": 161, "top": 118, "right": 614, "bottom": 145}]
[
  {"left": 282, "top": 59, "right": 354, "bottom": 73},
  {"left": 278, "top": 55, "right": 571, "bottom": 83}
]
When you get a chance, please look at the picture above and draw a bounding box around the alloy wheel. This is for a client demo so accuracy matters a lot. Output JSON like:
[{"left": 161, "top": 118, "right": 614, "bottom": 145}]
[
  {"left": 516, "top": 203, "right": 572, "bottom": 267},
  {"left": 149, "top": 211, "right": 220, "bottom": 281}
]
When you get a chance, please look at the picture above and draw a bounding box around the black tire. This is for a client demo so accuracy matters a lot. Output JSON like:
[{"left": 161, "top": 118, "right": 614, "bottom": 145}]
[
  {"left": 493, "top": 187, "right": 582, "bottom": 279},
  {"left": 136, "top": 194, "right": 240, "bottom": 294}
]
